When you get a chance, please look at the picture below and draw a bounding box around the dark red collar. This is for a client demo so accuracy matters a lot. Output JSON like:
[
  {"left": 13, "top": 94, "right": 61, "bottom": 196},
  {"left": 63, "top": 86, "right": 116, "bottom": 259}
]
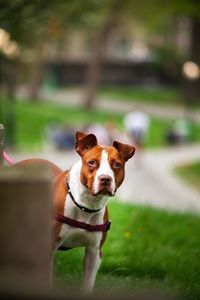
[{"left": 55, "top": 213, "right": 111, "bottom": 232}]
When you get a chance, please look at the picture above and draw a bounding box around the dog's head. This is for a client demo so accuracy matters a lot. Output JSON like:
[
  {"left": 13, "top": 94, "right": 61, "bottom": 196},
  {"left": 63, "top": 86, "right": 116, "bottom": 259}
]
[{"left": 75, "top": 131, "right": 135, "bottom": 196}]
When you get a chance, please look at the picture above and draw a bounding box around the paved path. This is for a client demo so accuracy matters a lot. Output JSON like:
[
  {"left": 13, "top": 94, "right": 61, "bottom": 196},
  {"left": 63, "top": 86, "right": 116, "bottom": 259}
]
[
  {"left": 10, "top": 143, "right": 200, "bottom": 214},
  {"left": 39, "top": 89, "right": 200, "bottom": 123},
  {"left": 117, "top": 144, "right": 200, "bottom": 214}
]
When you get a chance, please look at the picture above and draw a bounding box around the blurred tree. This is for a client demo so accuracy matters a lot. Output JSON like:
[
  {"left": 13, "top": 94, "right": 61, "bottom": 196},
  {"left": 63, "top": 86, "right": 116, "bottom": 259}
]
[
  {"left": 1, "top": 0, "right": 200, "bottom": 109},
  {"left": 82, "top": 0, "right": 200, "bottom": 108},
  {"left": 146, "top": 0, "right": 200, "bottom": 109},
  {"left": 0, "top": 0, "right": 58, "bottom": 145},
  {"left": 0, "top": 0, "right": 57, "bottom": 101},
  {"left": 83, "top": 0, "right": 124, "bottom": 109},
  {"left": 0, "top": 0, "right": 109, "bottom": 100}
]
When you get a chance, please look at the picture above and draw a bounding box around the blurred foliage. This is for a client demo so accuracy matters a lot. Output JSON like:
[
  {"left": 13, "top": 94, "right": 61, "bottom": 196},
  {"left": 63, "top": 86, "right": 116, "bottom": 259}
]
[
  {"left": 125, "top": 0, "right": 200, "bottom": 29},
  {"left": 0, "top": 0, "right": 115, "bottom": 47},
  {"left": 0, "top": 0, "right": 54, "bottom": 45},
  {"left": 151, "top": 46, "right": 184, "bottom": 64},
  {"left": 1, "top": 0, "right": 200, "bottom": 48}
]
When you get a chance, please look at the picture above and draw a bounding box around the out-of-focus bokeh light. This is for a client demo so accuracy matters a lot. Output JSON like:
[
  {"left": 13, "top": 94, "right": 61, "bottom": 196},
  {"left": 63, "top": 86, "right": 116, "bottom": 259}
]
[
  {"left": 182, "top": 61, "right": 200, "bottom": 80},
  {"left": 0, "top": 28, "right": 20, "bottom": 58},
  {"left": 3, "top": 41, "right": 20, "bottom": 58},
  {"left": 0, "top": 28, "right": 10, "bottom": 49}
]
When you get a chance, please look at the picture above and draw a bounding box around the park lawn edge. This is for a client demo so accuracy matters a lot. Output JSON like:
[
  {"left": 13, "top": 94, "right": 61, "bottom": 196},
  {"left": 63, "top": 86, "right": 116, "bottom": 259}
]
[{"left": 175, "top": 160, "right": 200, "bottom": 192}]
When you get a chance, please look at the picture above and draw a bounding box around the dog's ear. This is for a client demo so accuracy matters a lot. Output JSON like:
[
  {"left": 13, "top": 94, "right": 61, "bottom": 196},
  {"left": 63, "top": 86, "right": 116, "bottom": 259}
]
[
  {"left": 113, "top": 141, "right": 135, "bottom": 162},
  {"left": 76, "top": 131, "right": 87, "bottom": 141},
  {"left": 75, "top": 131, "right": 97, "bottom": 156}
]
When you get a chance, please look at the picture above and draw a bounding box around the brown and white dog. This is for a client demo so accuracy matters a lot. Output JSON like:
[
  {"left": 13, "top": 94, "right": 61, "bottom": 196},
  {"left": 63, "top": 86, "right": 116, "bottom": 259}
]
[{"left": 15, "top": 131, "right": 135, "bottom": 293}]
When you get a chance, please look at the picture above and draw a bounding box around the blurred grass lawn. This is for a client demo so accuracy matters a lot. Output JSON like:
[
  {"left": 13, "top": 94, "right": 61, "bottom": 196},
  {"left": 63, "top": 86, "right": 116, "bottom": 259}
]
[
  {"left": 175, "top": 161, "right": 200, "bottom": 192},
  {"left": 99, "top": 86, "right": 180, "bottom": 104},
  {"left": 1, "top": 98, "right": 200, "bottom": 150},
  {"left": 54, "top": 201, "right": 200, "bottom": 299}
]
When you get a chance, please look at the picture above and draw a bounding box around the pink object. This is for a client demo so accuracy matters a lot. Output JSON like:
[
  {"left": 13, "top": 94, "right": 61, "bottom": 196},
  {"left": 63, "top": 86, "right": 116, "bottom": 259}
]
[{"left": 3, "top": 151, "right": 14, "bottom": 165}]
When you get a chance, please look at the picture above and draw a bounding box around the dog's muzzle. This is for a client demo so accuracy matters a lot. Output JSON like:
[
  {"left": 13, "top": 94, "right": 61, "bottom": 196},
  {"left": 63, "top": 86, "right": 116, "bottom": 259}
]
[{"left": 96, "top": 175, "right": 115, "bottom": 196}]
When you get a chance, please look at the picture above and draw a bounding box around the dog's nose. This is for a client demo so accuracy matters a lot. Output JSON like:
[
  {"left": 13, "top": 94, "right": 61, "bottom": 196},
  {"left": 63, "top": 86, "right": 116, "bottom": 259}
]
[{"left": 99, "top": 175, "right": 112, "bottom": 185}]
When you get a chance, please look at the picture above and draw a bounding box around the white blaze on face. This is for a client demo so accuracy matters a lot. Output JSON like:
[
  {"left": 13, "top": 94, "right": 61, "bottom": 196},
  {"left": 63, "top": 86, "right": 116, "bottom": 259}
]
[{"left": 93, "top": 149, "right": 116, "bottom": 195}]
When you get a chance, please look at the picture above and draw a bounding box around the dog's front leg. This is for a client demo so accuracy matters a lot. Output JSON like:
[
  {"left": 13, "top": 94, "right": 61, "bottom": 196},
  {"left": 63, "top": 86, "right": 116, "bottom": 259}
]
[{"left": 82, "top": 246, "right": 101, "bottom": 294}]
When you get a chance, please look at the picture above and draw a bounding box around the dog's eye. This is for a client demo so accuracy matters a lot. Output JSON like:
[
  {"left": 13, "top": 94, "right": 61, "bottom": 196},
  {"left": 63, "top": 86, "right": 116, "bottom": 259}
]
[
  {"left": 112, "top": 162, "right": 122, "bottom": 169},
  {"left": 88, "top": 160, "right": 96, "bottom": 167}
]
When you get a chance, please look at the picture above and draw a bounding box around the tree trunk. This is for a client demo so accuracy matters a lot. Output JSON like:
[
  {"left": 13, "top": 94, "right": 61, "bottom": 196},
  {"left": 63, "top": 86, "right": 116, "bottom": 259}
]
[
  {"left": 28, "top": 59, "right": 43, "bottom": 101},
  {"left": 28, "top": 45, "right": 44, "bottom": 101},
  {"left": 2, "top": 59, "right": 17, "bottom": 148},
  {"left": 83, "top": 15, "right": 118, "bottom": 109}
]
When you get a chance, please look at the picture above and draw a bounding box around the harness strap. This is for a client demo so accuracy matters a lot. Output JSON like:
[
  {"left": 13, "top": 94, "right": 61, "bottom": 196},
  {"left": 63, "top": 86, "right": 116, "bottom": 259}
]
[{"left": 55, "top": 213, "right": 111, "bottom": 232}]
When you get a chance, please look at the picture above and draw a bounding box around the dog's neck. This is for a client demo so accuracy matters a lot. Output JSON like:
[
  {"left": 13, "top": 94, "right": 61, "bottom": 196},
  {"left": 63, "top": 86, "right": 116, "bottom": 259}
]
[{"left": 68, "top": 160, "right": 109, "bottom": 211}]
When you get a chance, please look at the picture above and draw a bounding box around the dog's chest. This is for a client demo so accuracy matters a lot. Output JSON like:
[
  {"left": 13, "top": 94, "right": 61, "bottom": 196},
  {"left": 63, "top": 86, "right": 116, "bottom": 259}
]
[
  {"left": 57, "top": 194, "right": 104, "bottom": 249},
  {"left": 59, "top": 225, "right": 102, "bottom": 248}
]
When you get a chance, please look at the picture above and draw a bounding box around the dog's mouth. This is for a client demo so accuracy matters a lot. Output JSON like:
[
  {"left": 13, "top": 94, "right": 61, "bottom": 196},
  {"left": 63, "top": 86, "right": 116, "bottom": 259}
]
[
  {"left": 91, "top": 186, "right": 116, "bottom": 197},
  {"left": 88, "top": 178, "right": 117, "bottom": 197}
]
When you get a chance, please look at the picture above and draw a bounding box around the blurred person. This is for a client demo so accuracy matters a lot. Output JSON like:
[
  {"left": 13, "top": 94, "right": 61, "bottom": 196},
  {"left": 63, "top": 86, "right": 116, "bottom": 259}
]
[
  {"left": 173, "top": 119, "right": 191, "bottom": 143},
  {"left": 45, "top": 123, "right": 76, "bottom": 150},
  {"left": 86, "top": 122, "right": 114, "bottom": 146},
  {"left": 104, "top": 121, "right": 119, "bottom": 142},
  {"left": 124, "top": 110, "right": 150, "bottom": 150},
  {"left": 165, "top": 119, "right": 191, "bottom": 145}
]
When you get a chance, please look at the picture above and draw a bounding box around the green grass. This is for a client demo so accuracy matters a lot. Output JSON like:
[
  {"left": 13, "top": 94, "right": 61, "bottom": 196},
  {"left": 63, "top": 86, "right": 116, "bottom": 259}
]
[
  {"left": 54, "top": 201, "right": 200, "bottom": 299},
  {"left": 1, "top": 98, "right": 200, "bottom": 150},
  {"left": 99, "top": 86, "right": 180, "bottom": 104},
  {"left": 0, "top": 98, "right": 123, "bottom": 150},
  {"left": 175, "top": 161, "right": 200, "bottom": 192}
]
